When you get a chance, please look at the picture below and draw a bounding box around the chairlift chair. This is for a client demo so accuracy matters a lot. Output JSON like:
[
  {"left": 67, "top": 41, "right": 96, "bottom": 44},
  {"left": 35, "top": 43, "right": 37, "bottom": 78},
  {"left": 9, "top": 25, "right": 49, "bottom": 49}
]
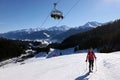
[{"left": 51, "top": 3, "right": 64, "bottom": 19}]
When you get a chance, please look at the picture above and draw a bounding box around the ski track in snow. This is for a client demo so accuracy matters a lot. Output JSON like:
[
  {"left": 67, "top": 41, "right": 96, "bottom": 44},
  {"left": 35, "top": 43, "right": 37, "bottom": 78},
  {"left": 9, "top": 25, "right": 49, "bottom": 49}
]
[{"left": 0, "top": 52, "right": 120, "bottom": 80}]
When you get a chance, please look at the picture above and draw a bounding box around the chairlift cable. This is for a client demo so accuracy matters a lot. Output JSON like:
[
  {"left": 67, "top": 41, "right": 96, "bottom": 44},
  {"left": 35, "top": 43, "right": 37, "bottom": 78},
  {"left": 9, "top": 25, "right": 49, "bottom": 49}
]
[
  {"left": 40, "top": 0, "right": 81, "bottom": 28},
  {"left": 40, "top": 13, "right": 50, "bottom": 28},
  {"left": 65, "top": 0, "right": 81, "bottom": 17},
  {"left": 55, "top": 0, "right": 81, "bottom": 26},
  {"left": 40, "top": 0, "right": 62, "bottom": 28}
]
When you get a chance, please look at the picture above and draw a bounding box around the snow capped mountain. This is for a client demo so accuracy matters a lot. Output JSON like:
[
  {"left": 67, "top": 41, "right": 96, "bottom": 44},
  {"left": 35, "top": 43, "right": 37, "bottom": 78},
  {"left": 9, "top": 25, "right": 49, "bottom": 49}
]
[
  {"left": 51, "top": 21, "right": 102, "bottom": 42},
  {"left": 6, "top": 25, "right": 70, "bottom": 34},
  {"left": 48, "top": 25, "right": 70, "bottom": 31},
  {"left": 0, "top": 25, "right": 70, "bottom": 40},
  {"left": 9, "top": 25, "right": 70, "bottom": 34},
  {"left": 9, "top": 27, "right": 45, "bottom": 34},
  {"left": 0, "top": 21, "right": 103, "bottom": 42},
  {"left": 80, "top": 21, "right": 102, "bottom": 28}
]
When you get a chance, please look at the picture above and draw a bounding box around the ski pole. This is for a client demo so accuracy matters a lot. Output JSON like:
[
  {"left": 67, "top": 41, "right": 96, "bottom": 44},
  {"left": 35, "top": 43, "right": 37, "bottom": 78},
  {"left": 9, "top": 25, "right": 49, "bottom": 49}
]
[
  {"left": 95, "top": 59, "right": 97, "bottom": 71},
  {"left": 85, "top": 61, "right": 87, "bottom": 71}
]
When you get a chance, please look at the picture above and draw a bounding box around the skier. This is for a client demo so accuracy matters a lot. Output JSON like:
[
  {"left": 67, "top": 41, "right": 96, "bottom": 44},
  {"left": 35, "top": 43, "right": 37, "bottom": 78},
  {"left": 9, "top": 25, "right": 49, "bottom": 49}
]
[{"left": 86, "top": 48, "right": 96, "bottom": 72}]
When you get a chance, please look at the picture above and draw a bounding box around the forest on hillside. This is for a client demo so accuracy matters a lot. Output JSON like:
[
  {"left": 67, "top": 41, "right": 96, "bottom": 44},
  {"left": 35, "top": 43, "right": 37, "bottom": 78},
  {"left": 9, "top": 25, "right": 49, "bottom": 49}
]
[
  {"left": 57, "top": 19, "right": 120, "bottom": 52},
  {"left": 0, "top": 38, "right": 28, "bottom": 61}
]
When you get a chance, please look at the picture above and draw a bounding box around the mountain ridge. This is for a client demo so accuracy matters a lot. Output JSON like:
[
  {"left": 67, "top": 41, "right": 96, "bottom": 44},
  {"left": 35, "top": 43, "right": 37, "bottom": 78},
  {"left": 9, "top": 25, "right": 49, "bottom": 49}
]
[
  {"left": 60, "top": 19, "right": 120, "bottom": 52},
  {"left": 0, "top": 21, "right": 102, "bottom": 42}
]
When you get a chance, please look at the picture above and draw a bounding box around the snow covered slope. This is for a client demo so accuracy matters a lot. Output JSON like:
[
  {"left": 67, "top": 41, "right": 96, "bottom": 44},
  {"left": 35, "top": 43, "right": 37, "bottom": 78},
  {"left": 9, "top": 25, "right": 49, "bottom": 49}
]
[{"left": 0, "top": 52, "right": 120, "bottom": 80}]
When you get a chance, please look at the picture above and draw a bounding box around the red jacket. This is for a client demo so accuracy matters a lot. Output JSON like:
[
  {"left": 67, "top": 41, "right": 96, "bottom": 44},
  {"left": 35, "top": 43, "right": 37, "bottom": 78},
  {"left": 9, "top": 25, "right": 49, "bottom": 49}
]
[{"left": 86, "top": 51, "right": 96, "bottom": 60}]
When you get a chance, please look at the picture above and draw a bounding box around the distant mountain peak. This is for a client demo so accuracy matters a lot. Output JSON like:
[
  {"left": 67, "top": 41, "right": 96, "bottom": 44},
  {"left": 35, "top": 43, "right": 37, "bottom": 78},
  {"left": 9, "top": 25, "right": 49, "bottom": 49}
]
[
  {"left": 48, "top": 25, "right": 70, "bottom": 31},
  {"left": 80, "top": 21, "right": 102, "bottom": 28}
]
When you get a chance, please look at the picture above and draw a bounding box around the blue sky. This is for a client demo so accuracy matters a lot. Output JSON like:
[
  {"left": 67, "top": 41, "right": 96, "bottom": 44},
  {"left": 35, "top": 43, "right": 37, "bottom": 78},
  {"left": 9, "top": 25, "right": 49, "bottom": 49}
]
[{"left": 0, "top": 0, "right": 120, "bottom": 33}]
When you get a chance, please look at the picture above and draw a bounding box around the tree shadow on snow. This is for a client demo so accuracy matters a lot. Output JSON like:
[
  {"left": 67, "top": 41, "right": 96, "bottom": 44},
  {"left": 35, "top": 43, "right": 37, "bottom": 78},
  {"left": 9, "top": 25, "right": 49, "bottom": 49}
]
[{"left": 75, "top": 72, "right": 89, "bottom": 80}]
